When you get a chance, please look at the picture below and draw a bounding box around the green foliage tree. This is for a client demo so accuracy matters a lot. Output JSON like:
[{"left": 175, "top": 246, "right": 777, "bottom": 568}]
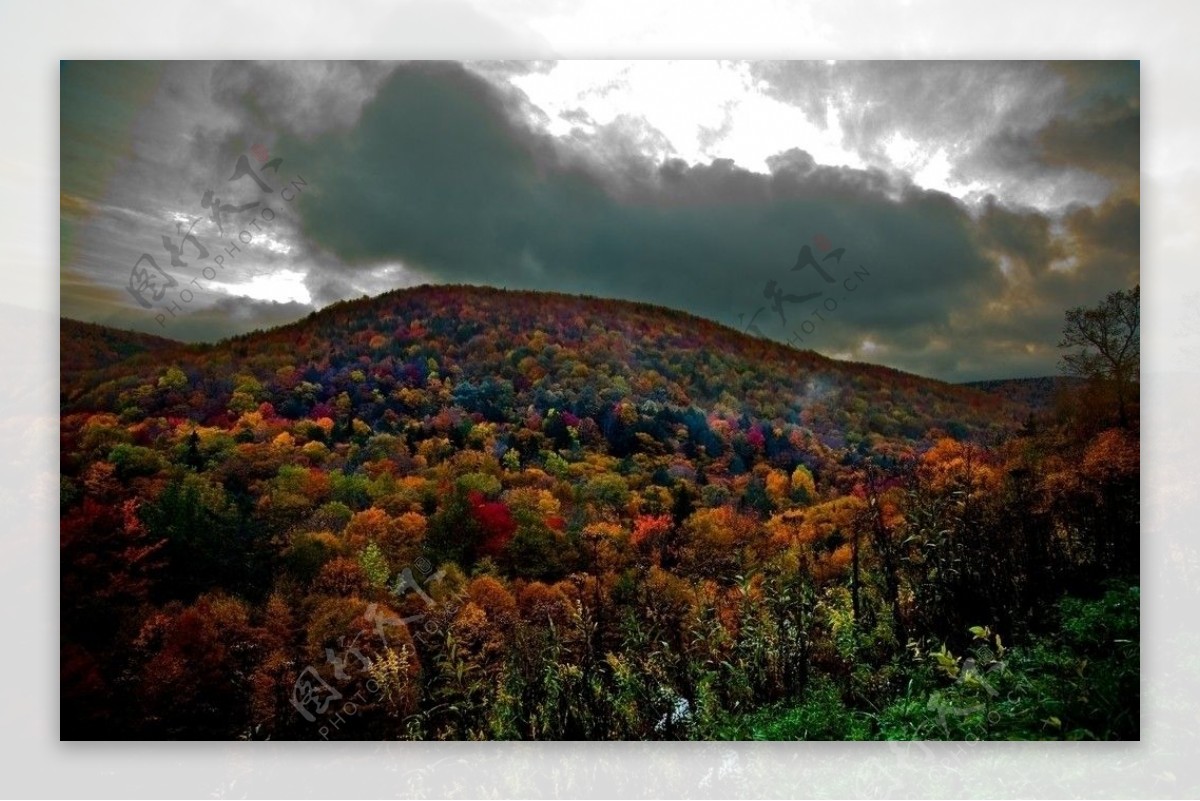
[
  {"left": 157, "top": 365, "right": 188, "bottom": 391},
  {"left": 358, "top": 540, "right": 391, "bottom": 588},
  {"left": 140, "top": 474, "right": 264, "bottom": 600}
]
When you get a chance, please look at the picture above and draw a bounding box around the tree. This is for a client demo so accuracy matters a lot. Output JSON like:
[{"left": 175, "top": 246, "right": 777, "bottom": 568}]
[
  {"left": 157, "top": 365, "right": 188, "bottom": 391},
  {"left": 1058, "top": 285, "right": 1139, "bottom": 428},
  {"left": 358, "top": 541, "right": 392, "bottom": 588},
  {"left": 184, "top": 428, "right": 204, "bottom": 470},
  {"left": 425, "top": 485, "right": 486, "bottom": 568},
  {"left": 141, "top": 474, "right": 262, "bottom": 599}
]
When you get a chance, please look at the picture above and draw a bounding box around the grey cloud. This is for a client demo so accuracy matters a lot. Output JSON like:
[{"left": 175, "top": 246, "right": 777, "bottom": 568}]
[
  {"left": 1039, "top": 94, "right": 1139, "bottom": 186},
  {"left": 275, "top": 63, "right": 1047, "bottom": 380},
  {"left": 210, "top": 61, "right": 399, "bottom": 141},
  {"left": 63, "top": 61, "right": 1139, "bottom": 383},
  {"left": 751, "top": 60, "right": 1137, "bottom": 213},
  {"left": 94, "top": 295, "right": 314, "bottom": 344},
  {"left": 751, "top": 61, "right": 1062, "bottom": 152},
  {"left": 975, "top": 199, "right": 1065, "bottom": 279},
  {"left": 62, "top": 60, "right": 404, "bottom": 335}
]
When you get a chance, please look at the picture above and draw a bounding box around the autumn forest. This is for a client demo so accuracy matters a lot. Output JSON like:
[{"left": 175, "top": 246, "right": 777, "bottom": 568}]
[{"left": 60, "top": 285, "right": 1139, "bottom": 740}]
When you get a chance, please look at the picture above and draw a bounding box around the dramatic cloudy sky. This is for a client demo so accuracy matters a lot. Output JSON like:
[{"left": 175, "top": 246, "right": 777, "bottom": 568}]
[{"left": 60, "top": 60, "right": 1138, "bottom": 381}]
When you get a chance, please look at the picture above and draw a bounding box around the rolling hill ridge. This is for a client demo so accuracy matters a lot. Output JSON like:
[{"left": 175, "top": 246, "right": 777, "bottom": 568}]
[{"left": 62, "top": 284, "right": 1023, "bottom": 464}]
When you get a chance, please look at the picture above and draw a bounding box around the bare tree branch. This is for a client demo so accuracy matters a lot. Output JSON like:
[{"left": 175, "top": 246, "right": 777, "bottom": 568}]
[{"left": 1058, "top": 285, "right": 1139, "bottom": 427}]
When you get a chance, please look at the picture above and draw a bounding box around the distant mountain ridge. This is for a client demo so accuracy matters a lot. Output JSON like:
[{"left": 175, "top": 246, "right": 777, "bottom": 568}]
[
  {"left": 60, "top": 318, "right": 185, "bottom": 391},
  {"left": 961, "top": 376, "right": 1086, "bottom": 415}
]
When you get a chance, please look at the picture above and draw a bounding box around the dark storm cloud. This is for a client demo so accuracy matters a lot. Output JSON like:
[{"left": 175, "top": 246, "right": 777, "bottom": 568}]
[
  {"left": 62, "top": 61, "right": 1138, "bottom": 382},
  {"left": 879, "top": 194, "right": 1140, "bottom": 380},
  {"left": 275, "top": 62, "right": 1051, "bottom": 379},
  {"left": 1040, "top": 96, "right": 1139, "bottom": 182},
  {"left": 1042, "top": 61, "right": 1140, "bottom": 188},
  {"left": 975, "top": 199, "right": 1065, "bottom": 279},
  {"left": 1069, "top": 197, "right": 1139, "bottom": 261}
]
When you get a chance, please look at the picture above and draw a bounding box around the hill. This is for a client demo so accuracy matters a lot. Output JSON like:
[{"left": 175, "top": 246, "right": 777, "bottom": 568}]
[
  {"left": 62, "top": 284, "right": 1021, "bottom": 463},
  {"left": 59, "top": 284, "right": 1138, "bottom": 741},
  {"left": 60, "top": 317, "right": 185, "bottom": 396}
]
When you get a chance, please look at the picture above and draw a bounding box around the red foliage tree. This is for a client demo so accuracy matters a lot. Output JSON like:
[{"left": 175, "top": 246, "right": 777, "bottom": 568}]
[{"left": 470, "top": 491, "right": 518, "bottom": 558}]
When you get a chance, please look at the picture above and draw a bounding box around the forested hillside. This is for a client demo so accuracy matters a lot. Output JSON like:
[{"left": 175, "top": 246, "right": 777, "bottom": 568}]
[
  {"left": 962, "top": 376, "right": 1088, "bottom": 416},
  {"left": 60, "top": 285, "right": 1139, "bottom": 740},
  {"left": 60, "top": 318, "right": 183, "bottom": 393}
]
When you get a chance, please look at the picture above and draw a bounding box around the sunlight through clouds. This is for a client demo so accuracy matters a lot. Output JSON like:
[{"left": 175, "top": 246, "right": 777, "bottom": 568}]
[
  {"left": 209, "top": 268, "right": 313, "bottom": 304},
  {"left": 505, "top": 60, "right": 865, "bottom": 173}
]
